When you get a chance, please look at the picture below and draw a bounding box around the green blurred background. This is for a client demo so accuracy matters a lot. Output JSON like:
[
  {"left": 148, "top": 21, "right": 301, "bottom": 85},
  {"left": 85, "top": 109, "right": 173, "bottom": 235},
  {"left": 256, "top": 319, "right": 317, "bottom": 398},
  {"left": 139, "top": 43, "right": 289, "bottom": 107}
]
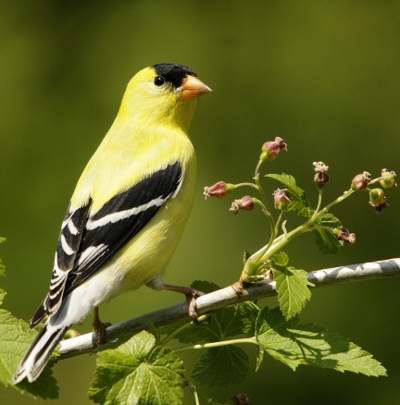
[{"left": 1, "top": 1, "right": 400, "bottom": 404}]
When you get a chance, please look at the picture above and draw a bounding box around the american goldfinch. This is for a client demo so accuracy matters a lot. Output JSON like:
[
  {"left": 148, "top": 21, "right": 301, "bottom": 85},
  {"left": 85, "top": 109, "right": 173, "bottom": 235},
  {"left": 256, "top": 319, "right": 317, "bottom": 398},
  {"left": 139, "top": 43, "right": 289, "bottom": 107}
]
[{"left": 14, "top": 63, "right": 211, "bottom": 383}]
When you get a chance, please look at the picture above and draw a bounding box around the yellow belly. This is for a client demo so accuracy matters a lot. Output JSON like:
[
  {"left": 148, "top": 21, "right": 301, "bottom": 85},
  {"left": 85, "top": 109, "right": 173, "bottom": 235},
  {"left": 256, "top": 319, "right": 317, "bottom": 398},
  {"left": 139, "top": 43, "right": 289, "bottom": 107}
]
[{"left": 97, "top": 156, "right": 196, "bottom": 298}]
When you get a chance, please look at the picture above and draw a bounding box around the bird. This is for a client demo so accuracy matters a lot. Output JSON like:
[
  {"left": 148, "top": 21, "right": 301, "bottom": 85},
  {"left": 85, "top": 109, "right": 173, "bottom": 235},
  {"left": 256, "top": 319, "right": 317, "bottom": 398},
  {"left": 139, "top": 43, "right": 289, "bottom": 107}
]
[{"left": 14, "top": 63, "right": 211, "bottom": 383}]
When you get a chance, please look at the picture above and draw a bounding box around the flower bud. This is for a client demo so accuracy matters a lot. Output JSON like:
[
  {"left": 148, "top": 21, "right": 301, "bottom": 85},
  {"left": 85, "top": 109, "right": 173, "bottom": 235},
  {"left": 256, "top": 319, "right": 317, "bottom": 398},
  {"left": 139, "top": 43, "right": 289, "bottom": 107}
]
[
  {"left": 334, "top": 227, "right": 356, "bottom": 244},
  {"left": 380, "top": 168, "right": 397, "bottom": 189},
  {"left": 261, "top": 137, "right": 287, "bottom": 160},
  {"left": 229, "top": 195, "right": 254, "bottom": 214},
  {"left": 369, "top": 188, "right": 386, "bottom": 211},
  {"left": 273, "top": 188, "right": 291, "bottom": 209},
  {"left": 351, "top": 171, "right": 372, "bottom": 191},
  {"left": 313, "top": 161, "right": 329, "bottom": 188},
  {"left": 203, "top": 181, "right": 234, "bottom": 199}
]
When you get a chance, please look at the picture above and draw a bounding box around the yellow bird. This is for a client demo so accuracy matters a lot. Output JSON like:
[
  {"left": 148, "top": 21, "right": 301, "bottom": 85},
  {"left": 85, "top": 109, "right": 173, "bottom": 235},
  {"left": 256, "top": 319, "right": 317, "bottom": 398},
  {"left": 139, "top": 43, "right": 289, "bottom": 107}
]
[{"left": 14, "top": 63, "right": 211, "bottom": 383}]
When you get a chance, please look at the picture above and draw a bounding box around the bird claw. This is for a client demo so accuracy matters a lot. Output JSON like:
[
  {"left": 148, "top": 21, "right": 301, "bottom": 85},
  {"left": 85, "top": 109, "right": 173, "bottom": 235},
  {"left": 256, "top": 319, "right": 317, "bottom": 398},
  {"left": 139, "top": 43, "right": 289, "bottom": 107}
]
[
  {"left": 93, "top": 320, "right": 111, "bottom": 347},
  {"left": 185, "top": 288, "right": 203, "bottom": 321}
]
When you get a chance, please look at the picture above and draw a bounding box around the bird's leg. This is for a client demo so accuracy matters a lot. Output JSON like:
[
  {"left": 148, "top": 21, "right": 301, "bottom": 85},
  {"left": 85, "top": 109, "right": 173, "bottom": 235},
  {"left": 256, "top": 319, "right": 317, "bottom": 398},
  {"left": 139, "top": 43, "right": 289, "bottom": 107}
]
[
  {"left": 92, "top": 306, "right": 110, "bottom": 346},
  {"left": 146, "top": 277, "right": 203, "bottom": 320}
]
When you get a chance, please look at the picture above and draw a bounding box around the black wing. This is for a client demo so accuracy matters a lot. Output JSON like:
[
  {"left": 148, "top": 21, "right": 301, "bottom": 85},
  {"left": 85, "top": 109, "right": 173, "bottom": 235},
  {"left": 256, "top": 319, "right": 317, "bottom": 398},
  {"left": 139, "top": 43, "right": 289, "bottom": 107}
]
[{"left": 31, "top": 162, "right": 183, "bottom": 327}]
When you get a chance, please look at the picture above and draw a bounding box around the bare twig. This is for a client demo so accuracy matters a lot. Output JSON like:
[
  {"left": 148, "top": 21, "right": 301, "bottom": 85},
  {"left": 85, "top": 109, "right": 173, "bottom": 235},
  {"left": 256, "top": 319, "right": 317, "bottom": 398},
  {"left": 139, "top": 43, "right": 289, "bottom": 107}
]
[{"left": 59, "top": 258, "right": 400, "bottom": 359}]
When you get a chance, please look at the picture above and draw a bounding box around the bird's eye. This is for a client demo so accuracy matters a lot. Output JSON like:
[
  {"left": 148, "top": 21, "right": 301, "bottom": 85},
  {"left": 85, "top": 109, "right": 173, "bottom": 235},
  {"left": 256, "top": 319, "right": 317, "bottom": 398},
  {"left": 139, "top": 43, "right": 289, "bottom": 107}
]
[{"left": 154, "top": 76, "right": 165, "bottom": 86}]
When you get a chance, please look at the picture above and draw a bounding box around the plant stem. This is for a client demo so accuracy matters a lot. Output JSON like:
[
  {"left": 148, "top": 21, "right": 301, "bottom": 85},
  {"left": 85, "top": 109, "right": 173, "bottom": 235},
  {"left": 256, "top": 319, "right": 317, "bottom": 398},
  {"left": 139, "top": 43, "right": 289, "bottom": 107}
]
[
  {"left": 244, "top": 176, "right": 385, "bottom": 280},
  {"left": 253, "top": 158, "right": 269, "bottom": 202},
  {"left": 58, "top": 258, "right": 400, "bottom": 358},
  {"left": 176, "top": 337, "right": 256, "bottom": 353},
  {"left": 191, "top": 384, "right": 200, "bottom": 405},
  {"left": 315, "top": 188, "right": 323, "bottom": 212},
  {"left": 274, "top": 212, "right": 284, "bottom": 236},
  {"left": 234, "top": 182, "right": 259, "bottom": 192}
]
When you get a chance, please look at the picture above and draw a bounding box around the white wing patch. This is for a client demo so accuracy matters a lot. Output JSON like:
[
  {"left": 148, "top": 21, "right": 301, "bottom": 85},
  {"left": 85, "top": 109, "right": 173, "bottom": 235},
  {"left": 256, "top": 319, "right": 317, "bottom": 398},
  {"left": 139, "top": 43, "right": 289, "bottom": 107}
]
[
  {"left": 60, "top": 234, "right": 75, "bottom": 256},
  {"left": 77, "top": 244, "right": 107, "bottom": 267},
  {"left": 85, "top": 196, "right": 167, "bottom": 230}
]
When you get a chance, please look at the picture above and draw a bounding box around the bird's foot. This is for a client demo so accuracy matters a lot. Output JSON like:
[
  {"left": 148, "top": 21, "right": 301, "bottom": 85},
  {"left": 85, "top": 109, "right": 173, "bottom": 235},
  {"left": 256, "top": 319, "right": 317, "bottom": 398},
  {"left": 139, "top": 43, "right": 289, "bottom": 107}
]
[
  {"left": 92, "top": 319, "right": 111, "bottom": 346},
  {"left": 92, "top": 307, "right": 111, "bottom": 346},
  {"left": 147, "top": 280, "right": 204, "bottom": 320},
  {"left": 184, "top": 287, "right": 203, "bottom": 321}
]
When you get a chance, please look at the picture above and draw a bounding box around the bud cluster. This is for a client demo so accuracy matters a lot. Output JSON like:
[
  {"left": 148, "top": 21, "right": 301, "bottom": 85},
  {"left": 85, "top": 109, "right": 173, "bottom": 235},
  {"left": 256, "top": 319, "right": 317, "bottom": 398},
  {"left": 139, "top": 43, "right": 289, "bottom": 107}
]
[
  {"left": 203, "top": 181, "right": 234, "bottom": 199},
  {"left": 369, "top": 188, "right": 387, "bottom": 212},
  {"left": 313, "top": 161, "right": 329, "bottom": 188},
  {"left": 334, "top": 227, "right": 356, "bottom": 244},
  {"left": 260, "top": 137, "right": 287, "bottom": 161},
  {"left": 229, "top": 196, "right": 255, "bottom": 214},
  {"left": 273, "top": 188, "right": 291, "bottom": 210},
  {"left": 351, "top": 171, "right": 371, "bottom": 191},
  {"left": 380, "top": 169, "right": 397, "bottom": 189}
]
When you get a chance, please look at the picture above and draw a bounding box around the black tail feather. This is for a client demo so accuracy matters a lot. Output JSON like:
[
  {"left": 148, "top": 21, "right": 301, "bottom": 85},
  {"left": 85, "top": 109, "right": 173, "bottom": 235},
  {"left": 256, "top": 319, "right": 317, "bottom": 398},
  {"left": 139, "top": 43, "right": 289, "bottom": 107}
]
[{"left": 14, "top": 325, "right": 67, "bottom": 383}]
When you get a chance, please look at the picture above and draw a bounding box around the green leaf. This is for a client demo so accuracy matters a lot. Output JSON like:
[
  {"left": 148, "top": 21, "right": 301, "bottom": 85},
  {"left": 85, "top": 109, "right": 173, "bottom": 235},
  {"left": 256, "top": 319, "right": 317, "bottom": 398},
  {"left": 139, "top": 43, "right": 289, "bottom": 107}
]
[
  {"left": 273, "top": 266, "right": 313, "bottom": 320},
  {"left": 287, "top": 200, "right": 314, "bottom": 218},
  {"left": 88, "top": 330, "right": 185, "bottom": 405},
  {"left": 256, "top": 308, "right": 387, "bottom": 377},
  {"left": 192, "top": 346, "right": 249, "bottom": 387},
  {"left": 313, "top": 213, "right": 342, "bottom": 254},
  {"left": 255, "top": 347, "right": 265, "bottom": 372},
  {"left": 170, "top": 281, "right": 260, "bottom": 341},
  {"left": 0, "top": 308, "right": 59, "bottom": 399},
  {"left": 191, "top": 280, "right": 220, "bottom": 294},
  {"left": 0, "top": 289, "right": 6, "bottom": 306},
  {"left": 266, "top": 173, "right": 304, "bottom": 197},
  {"left": 271, "top": 251, "right": 289, "bottom": 267},
  {"left": 266, "top": 174, "right": 314, "bottom": 218},
  {"left": 175, "top": 301, "right": 259, "bottom": 344}
]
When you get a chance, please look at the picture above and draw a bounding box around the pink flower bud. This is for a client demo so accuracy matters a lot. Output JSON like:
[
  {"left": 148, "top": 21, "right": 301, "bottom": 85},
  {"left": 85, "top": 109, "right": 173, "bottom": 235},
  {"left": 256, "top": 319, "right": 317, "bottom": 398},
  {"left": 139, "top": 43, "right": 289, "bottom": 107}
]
[
  {"left": 261, "top": 137, "right": 288, "bottom": 160},
  {"left": 369, "top": 188, "right": 387, "bottom": 211},
  {"left": 203, "top": 181, "right": 233, "bottom": 199},
  {"left": 334, "top": 227, "right": 356, "bottom": 244},
  {"left": 351, "top": 171, "right": 372, "bottom": 191},
  {"left": 313, "top": 161, "right": 329, "bottom": 188},
  {"left": 229, "top": 195, "right": 254, "bottom": 214},
  {"left": 273, "top": 188, "right": 291, "bottom": 209},
  {"left": 380, "top": 168, "right": 397, "bottom": 189}
]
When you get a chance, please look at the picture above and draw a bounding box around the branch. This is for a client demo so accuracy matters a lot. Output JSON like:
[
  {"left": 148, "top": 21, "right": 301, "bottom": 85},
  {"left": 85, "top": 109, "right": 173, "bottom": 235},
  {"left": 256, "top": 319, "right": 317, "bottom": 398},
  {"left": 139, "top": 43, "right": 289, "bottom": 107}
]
[{"left": 59, "top": 257, "right": 400, "bottom": 359}]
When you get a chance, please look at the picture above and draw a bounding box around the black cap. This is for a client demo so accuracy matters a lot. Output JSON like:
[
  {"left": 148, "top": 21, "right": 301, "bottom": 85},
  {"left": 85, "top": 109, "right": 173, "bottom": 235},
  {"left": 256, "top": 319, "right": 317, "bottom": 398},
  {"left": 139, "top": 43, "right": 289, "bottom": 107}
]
[{"left": 153, "top": 63, "right": 197, "bottom": 88}]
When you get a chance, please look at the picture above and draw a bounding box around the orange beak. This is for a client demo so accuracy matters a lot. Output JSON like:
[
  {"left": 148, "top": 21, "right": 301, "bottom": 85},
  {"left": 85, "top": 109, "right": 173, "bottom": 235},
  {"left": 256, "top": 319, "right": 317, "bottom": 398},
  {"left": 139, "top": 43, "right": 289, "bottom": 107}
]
[{"left": 180, "top": 75, "right": 212, "bottom": 101}]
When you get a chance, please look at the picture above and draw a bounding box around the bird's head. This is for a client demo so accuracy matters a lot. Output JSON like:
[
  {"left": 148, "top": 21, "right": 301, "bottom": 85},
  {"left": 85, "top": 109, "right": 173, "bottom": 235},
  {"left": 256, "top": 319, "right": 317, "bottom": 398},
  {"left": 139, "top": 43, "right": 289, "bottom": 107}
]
[{"left": 118, "top": 63, "right": 211, "bottom": 130}]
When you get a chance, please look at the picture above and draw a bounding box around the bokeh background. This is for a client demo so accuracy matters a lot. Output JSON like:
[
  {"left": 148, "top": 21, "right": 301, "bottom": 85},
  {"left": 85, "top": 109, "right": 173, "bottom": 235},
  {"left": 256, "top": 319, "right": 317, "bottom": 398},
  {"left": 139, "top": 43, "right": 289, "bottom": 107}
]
[{"left": 1, "top": 1, "right": 400, "bottom": 404}]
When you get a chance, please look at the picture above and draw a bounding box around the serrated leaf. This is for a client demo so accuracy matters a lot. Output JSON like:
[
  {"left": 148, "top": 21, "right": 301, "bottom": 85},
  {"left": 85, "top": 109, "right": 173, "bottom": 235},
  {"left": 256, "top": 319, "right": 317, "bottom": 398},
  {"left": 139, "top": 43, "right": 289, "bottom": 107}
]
[
  {"left": 316, "top": 213, "right": 341, "bottom": 228},
  {"left": 0, "top": 308, "right": 59, "bottom": 399},
  {"left": 88, "top": 330, "right": 185, "bottom": 405},
  {"left": 266, "top": 173, "right": 304, "bottom": 197},
  {"left": 256, "top": 308, "right": 386, "bottom": 377},
  {"left": 287, "top": 200, "right": 314, "bottom": 218},
  {"left": 175, "top": 302, "right": 260, "bottom": 344},
  {"left": 313, "top": 213, "right": 342, "bottom": 254},
  {"left": 273, "top": 266, "right": 313, "bottom": 320},
  {"left": 192, "top": 346, "right": 249, "bottom": 387}
]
